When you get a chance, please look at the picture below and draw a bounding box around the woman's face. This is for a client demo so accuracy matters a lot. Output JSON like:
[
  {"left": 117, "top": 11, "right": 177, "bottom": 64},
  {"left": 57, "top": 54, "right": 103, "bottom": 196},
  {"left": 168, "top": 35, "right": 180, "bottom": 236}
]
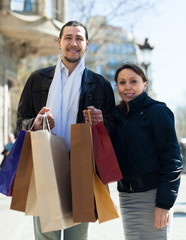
[{"left": 117, "top": 68, "right": 147, "bottom": 103}]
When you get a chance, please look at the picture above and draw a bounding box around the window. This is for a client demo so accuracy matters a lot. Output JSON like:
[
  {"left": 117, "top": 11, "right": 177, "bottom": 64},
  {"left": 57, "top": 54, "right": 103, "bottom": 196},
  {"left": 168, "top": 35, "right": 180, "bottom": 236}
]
[{"left": 10, "top": 0, "right": 38, "bottom": 14}]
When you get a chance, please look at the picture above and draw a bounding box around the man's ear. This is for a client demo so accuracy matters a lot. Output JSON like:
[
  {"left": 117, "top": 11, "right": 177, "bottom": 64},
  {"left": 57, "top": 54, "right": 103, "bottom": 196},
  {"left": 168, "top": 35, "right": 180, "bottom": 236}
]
[
  {"left": 86, "top": 40, "right": 89, "bottom": 50},
  {"left": 58, "top": 38, "right": 61, "bottom": 45}
]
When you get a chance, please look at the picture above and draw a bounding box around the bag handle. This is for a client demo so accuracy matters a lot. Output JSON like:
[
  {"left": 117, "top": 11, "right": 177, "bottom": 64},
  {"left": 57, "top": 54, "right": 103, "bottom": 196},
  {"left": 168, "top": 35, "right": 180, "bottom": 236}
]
[
  {"left": 87, "top": 108, "right": 99, "bottom": 126},
  {"left": 30, "top": 113, "right": 51, "bottom": 132},
  {"left": 87, "top": 109, "right": 92, "bottom": 126}
]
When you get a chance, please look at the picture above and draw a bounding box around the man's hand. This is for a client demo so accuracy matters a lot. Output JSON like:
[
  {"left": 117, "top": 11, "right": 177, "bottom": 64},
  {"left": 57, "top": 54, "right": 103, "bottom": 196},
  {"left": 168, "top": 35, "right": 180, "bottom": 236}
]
[
  {"left": 33, "top": 107, "right": 55, "bottom": 131},
  {"left": 83, "top": 106, "right": 103, "bottom": 125}
]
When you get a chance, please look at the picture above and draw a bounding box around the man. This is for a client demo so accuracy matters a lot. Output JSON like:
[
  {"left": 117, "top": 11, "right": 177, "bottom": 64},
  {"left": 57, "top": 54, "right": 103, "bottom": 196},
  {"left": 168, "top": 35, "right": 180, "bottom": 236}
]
[{"left": 17, "top": 21, "right": 115, "bottom": 240}]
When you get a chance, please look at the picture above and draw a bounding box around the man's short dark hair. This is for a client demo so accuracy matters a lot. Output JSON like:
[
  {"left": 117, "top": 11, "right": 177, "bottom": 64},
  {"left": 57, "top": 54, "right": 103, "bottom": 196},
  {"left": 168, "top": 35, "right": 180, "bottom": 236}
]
[{"left": 59, "top": 21, "right": 88, "bottom": 40}]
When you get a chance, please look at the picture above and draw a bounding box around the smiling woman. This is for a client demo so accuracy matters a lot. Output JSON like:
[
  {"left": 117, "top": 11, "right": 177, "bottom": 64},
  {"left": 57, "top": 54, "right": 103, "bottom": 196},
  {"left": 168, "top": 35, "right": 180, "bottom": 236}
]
[
  {"left": 116, "top": 65, "right": 147, "bottom": 109},
  {"left": 92, "top": 61, "right": 183, "bottom": 240}
]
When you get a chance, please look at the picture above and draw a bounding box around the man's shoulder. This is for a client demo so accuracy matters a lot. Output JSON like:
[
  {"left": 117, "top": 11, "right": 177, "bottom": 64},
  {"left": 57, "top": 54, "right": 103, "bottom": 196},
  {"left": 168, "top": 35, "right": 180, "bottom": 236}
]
[
  {"left": 30, "top": 65, "right": 56, "bottom": 79},
  {"left": 83, "top": 68, "right": 108, "bottom": 83}
]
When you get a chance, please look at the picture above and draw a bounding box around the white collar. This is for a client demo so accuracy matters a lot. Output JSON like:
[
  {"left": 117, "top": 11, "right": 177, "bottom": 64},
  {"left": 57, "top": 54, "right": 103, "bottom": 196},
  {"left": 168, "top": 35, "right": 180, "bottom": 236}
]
[{"left": 61, "top": 62, "right": 69, "bottom": 77}]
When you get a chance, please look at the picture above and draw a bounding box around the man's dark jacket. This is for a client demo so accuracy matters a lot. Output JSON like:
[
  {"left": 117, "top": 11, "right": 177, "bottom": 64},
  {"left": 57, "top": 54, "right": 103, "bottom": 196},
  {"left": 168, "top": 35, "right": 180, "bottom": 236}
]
[{"left": 17, "top": 66, "right": 115, "bottom": 131}]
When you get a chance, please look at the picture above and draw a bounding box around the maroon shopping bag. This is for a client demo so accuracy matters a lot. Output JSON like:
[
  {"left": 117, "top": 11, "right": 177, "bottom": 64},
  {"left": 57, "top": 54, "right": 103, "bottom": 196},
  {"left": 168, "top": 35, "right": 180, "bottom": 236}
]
[{"left": 92, "top": 122, "right": 123, "bottom": 184}]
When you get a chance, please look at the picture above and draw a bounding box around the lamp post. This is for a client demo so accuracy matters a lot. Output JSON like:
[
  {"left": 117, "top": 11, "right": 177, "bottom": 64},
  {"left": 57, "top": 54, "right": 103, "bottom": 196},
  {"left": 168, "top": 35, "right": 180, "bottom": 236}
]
[{"left": 138, "top": 38, "right": 154, "bottom": 93}]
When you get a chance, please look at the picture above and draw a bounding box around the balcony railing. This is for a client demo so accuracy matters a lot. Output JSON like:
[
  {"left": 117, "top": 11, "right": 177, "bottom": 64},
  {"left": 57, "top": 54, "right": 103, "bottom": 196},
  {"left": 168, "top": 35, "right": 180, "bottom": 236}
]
[{"left": 9, "top": 0, "right": 39, "bottom": 14}]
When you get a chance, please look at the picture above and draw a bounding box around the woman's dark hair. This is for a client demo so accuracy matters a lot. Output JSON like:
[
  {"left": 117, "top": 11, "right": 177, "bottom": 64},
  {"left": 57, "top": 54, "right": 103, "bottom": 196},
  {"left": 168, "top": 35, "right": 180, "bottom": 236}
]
[
  {"left": 114, "top": 62, "right": 147, "bottom": 83},
  {"left": 59, "top": 21, "right": 88, "bottom": 40}
]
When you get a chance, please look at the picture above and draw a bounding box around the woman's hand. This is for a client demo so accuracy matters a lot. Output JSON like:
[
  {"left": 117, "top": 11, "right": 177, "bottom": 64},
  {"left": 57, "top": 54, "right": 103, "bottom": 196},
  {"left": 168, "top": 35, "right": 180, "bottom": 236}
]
[
  {"left": 33, "top": 107, "right": 55, "bottom": 131},
  {"left": 83, "top": 106, "right": 103, "bottom": 125},
  {"left": 154, "top": 207, "right": 170, "bottom": 229}
]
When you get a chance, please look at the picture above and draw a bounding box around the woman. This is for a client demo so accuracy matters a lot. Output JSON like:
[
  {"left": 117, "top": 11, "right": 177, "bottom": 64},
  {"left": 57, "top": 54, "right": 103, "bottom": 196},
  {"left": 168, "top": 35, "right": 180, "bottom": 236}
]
[{"left": 84, "top": 62, "right": 182, "bottom": 240}]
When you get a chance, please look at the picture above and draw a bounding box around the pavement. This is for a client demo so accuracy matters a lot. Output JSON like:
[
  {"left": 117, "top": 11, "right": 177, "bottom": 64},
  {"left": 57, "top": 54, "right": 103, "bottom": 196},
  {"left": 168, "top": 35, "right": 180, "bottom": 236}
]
[{"left": 0, "top": 174, "right": 186, "bottom": 240}]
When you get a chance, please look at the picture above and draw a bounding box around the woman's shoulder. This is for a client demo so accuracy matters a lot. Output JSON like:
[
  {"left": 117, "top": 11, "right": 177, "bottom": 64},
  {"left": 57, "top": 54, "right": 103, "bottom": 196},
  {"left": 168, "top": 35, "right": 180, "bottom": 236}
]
[{"left": 143, "top": 95, "right": 172, "bottom": 113}]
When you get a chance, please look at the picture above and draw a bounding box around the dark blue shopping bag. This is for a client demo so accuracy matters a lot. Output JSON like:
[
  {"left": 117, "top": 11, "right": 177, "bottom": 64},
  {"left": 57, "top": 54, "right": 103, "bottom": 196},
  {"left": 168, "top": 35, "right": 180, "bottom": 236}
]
[{"left": 0, "top": 130, "right": 26, "bottom": 196}]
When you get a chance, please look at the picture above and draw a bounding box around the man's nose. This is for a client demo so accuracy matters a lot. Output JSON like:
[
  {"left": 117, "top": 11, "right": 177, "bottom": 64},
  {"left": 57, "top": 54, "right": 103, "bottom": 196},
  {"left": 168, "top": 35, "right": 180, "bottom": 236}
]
[{"left": 70, "top": 39, "right": 78, "bottom": 46}]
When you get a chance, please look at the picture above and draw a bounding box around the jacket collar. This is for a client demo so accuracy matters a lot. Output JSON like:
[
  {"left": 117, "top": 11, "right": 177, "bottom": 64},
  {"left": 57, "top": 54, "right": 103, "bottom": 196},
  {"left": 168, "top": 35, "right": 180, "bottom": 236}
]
[
  {"left": 114, "top": 92, "right": 166, "bottom": 119},
  {"left": 40, "top": 66, "right": 56, "bottom": 79},
  {"left": 39, "top": 65, "right": 99, "bottom": 84},
  {"left": 113, "top": 92, "right": 147, "bottom": 120},
  {"left": 128, "top": 92, "right": 147, "bottom": 113},
  {"left": 80, "top": 68, "right": 99, "bottom": 97}
]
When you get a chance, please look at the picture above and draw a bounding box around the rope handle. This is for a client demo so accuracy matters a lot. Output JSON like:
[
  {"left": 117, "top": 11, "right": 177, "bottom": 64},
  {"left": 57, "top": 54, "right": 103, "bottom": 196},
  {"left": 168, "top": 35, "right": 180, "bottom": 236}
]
[
  {"left": 30, "top": 113, "right": 51, "bottom": 132},
  {"left": 87, "top": 108, "right": 99, "bottom": 126},
  {"left": 87, "top": 109, "right": 92, "bottom": 126}
]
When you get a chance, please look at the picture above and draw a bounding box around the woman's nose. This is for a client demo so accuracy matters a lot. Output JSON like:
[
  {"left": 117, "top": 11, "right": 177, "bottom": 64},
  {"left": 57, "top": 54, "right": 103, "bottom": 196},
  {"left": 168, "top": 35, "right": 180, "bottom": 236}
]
[{"left": 125, "top": 83, "right": 131, "bottom": 89}]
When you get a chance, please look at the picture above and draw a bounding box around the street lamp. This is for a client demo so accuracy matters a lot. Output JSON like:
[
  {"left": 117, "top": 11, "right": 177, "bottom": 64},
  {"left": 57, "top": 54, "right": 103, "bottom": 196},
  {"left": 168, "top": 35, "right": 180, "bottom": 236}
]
[{"left": 138, "top": 38, "right": 154, "bottom": 92}]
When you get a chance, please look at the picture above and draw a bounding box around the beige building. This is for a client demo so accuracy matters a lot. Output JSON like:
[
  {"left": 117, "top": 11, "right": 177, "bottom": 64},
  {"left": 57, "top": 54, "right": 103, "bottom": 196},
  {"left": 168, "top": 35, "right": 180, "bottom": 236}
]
[
  {"left": 0, "top": 0, "right": 66, "bottom": 159},
  {"left": 86, "top": 16, "right": 139, "bottom": 103}
]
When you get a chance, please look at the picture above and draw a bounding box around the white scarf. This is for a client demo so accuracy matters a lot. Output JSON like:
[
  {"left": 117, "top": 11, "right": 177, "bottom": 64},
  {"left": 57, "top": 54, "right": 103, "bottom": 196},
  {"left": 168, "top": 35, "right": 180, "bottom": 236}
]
[{"left": 46, "top": 56, "right": 85, "bottom": 151}]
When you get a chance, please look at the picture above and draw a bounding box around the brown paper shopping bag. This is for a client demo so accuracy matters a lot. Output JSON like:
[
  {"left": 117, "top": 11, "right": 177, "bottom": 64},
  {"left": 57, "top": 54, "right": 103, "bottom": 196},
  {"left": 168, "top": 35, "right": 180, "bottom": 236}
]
[
  {"left": 25, "top": 169, "right": 39, "bottom": 216},
  {"left": 30, "top": 130, "right": 76, "bottom": 233},
  {"left": 93, "top": 172, "right": 119, "bottom": 223},
  {"left": 10, "top": 131, "right": 33, "bottom": 212},
  {"left": 70, "top": 123, "right": 97, "bottom": 222}
]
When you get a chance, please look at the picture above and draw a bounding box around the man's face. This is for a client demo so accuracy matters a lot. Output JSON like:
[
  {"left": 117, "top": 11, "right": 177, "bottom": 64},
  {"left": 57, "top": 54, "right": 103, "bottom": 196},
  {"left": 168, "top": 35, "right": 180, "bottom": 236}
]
[{"left": 58, "top": 26, "right": 88, "bottom": 65}]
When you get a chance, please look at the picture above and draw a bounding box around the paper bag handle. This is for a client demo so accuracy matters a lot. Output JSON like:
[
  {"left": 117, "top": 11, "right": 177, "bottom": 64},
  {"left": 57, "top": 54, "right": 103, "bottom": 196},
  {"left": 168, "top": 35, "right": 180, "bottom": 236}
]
[{"left": 30, "top": 113, "right": 51, "bottom": 132}]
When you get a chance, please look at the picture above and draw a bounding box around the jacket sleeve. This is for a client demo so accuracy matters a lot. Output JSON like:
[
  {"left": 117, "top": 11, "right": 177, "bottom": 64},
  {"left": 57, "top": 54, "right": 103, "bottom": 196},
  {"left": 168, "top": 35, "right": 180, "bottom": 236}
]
[
  {"left": 150, "top": 104, "right": 183, "bottom": 209},
  {"left": 17, "top": 73, "right": 38, "bottom": 133}
]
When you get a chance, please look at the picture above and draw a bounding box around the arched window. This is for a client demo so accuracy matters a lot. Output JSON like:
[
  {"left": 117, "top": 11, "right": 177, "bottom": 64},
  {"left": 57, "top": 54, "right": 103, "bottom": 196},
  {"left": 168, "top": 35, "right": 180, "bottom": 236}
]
[{"left": 10, "top": 0, "right": 38, "bottom": 14}]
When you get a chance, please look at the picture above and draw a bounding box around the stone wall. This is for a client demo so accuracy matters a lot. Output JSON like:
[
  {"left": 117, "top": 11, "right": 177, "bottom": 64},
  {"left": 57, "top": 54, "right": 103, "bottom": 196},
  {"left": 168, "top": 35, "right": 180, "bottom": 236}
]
[{"left": 0, "top": 35, "right": 17, "bottom": 158}]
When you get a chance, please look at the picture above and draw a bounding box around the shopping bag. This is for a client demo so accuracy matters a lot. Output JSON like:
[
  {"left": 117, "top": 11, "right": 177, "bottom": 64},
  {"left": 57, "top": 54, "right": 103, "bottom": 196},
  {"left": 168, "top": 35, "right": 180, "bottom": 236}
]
[
  {"left": 93, "top": 171, "right": 119, "bottom": 223},
  {"left": 10, "top": 131, "right": 33, "bottom": 212},
  {"left": 30, "top": 130, "right": 76, "bottom": 233},
  {"left": 25, "top": 169, "right": 39, "bottom": 216},
  {"left": 0, "top": 130, "right": 26, "bottom": 196},
  {"left": 70, "top": 123, "right": 97, "bottom": 222},
  {"left": 92, "top": 122, "right": 123, "bottom": 184},
  {"left": 70, "top": 122, "right": 119, "bottom": 224}
]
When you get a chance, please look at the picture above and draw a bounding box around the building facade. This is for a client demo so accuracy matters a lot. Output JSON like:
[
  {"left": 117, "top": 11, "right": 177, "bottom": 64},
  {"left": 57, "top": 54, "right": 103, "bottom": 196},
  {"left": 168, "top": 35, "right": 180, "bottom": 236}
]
[
  {"left": 0, "top": 0, "right": 66, "bottom": 158},
  {"left": 86, "top": 16, "right": 140, "bottom": 103}
]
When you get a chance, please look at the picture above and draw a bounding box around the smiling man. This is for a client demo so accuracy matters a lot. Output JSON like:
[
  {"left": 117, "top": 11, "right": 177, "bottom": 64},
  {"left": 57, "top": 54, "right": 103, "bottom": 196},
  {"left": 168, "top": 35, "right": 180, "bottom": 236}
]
[{"left": 16, "top": 21, "right": 115, "bottom": 240}]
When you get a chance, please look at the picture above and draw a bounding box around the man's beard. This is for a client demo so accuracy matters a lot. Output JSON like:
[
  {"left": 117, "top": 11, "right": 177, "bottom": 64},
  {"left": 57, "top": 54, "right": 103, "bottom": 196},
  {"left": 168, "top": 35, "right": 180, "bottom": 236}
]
[{"left": 64, "top": 56, "right": 81, "bottom": 63}]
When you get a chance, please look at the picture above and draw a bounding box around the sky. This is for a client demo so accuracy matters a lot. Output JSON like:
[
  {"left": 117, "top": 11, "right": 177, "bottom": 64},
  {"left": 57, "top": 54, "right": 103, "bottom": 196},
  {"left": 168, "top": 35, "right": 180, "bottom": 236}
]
[
  {"left": 11, "top": 0, "right": 185, "bottom": 111},
  {"left": 69, "top": 0, "right": 186, "bottom": 111},
  {"left": 130, "top": 0, "right": 186, "bottom": 111}
]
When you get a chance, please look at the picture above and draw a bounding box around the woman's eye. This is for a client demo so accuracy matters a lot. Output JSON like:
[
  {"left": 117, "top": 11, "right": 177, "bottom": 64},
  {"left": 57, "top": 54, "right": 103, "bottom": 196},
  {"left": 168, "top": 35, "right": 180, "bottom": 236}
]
[
  {"left": 119, "top": 81, "right": 125, "bottom": 85},
  {"left": 131, "top": 80, "right": 137, "bottom": 84}
]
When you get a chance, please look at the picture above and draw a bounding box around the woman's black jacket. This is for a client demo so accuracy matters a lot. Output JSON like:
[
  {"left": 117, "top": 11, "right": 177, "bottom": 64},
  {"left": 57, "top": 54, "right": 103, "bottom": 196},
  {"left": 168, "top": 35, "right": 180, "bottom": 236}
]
[{"left": 109, "top": 92, "right": 182, "bottom": 210}]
